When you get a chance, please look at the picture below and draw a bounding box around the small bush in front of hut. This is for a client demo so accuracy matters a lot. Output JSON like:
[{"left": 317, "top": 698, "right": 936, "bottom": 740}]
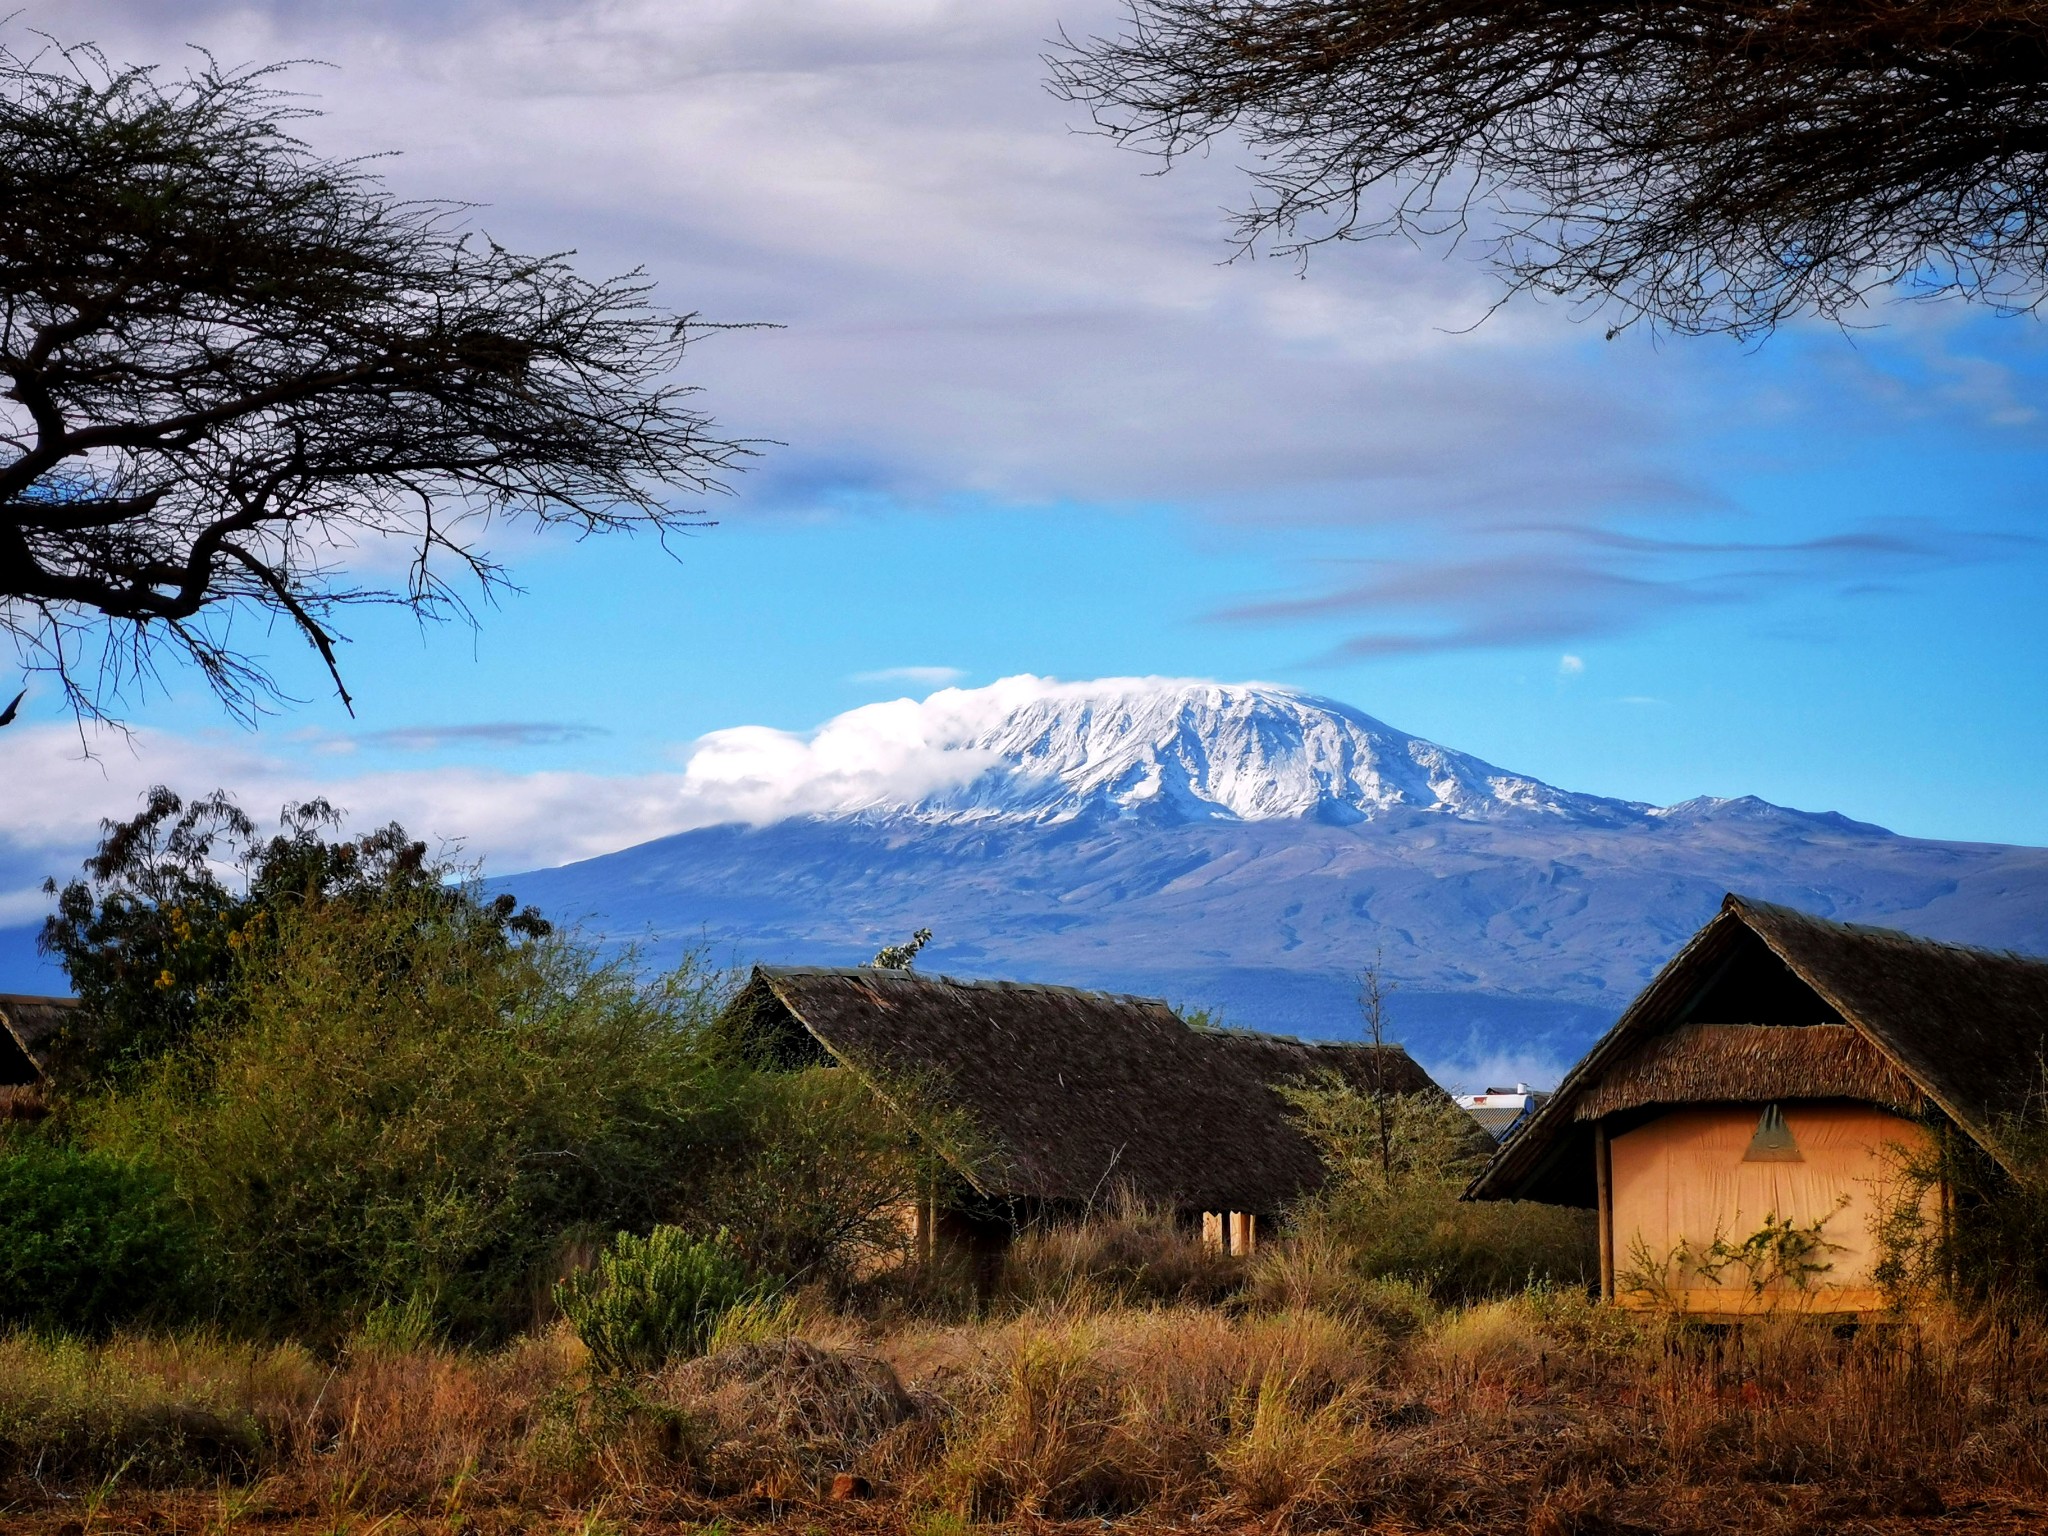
[{"left": 556, "top": 1226, "right": 759, "bottom": 1375}]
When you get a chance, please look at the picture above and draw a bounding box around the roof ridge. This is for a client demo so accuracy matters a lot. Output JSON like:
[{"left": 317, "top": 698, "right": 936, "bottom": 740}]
[
  {"left": 1204, "top": 1024, "right": 1417, "bottom": 1053},
  {"left": 753, "top": 963, "right": 1173, "bottom": 1010},
  {"left": 1727, "top": 893, "right": 2048, "bottom": 970}
]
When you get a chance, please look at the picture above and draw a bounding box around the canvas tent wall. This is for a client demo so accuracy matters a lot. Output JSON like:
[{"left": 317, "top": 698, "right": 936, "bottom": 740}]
[
  {"left": 1466, "top": 895, "right": 2048, "bottom": 1314},
  {"left": 721, "top": 965, "right": 1445, "bottom": 1243}
]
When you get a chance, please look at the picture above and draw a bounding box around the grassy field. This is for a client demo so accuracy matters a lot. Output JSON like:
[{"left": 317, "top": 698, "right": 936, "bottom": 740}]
[{"left": 5, "top": 1242, "right": 2047, "bottom": 1536}]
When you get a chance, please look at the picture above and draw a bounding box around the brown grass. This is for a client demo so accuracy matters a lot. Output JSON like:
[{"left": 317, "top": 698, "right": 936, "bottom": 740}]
[{"left": 7, "top": 1246, "right": 2048, "bottom": 1532}]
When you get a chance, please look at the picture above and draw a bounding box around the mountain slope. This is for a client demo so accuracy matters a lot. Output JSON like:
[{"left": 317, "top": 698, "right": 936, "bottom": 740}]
[{"left": 505, "top": 677, "right": 2048, "bottom": 1083}]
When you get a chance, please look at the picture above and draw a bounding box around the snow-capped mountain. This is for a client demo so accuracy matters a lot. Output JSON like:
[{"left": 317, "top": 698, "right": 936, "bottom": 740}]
[
  {"left": 505, "top": 676, "right": 2048, "bottom": 1082},
  {"left": 879, "top": 678, "right": 1637, "bottom": 826}
]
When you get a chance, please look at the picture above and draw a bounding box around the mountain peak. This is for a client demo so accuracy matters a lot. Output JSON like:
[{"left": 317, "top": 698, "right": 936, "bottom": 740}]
[{"left": 825, "top": 674, "right": 1636, "bottom": 826}]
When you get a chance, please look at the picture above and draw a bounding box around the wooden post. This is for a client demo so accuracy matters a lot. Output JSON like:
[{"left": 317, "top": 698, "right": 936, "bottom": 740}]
[
  {"left": 1202, "top": 1212, "right": 1224, "bottom": 1253},
  {"left": 1595, "top": 1121, "right": 1615, "bottom": 1301},
  {"left": 1230, "top": 1212, "right": 1257, "bottom": 1256}
]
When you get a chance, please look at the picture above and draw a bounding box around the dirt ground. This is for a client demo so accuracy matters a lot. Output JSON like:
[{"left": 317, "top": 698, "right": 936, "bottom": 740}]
[{"left": 7, "top": 1487, "right": 2048, "bottom": 1536}]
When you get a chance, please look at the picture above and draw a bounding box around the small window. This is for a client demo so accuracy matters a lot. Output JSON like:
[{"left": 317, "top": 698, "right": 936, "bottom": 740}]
[{"left": 1743, "top": 1102, "right": 1803, "bottom": 1162}]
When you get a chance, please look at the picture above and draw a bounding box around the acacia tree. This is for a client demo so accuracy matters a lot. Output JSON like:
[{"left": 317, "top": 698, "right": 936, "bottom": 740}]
[
  {"left": 1052, "top": 1, "right": 2048, "bottom": 337},
  {"left": 1, "top": 38, "right": 756, "bottom": 722}
]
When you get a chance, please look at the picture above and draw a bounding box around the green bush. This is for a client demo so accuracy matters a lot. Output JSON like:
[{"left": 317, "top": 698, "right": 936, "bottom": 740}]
[
  {"left": 555, "top": 1226, "right": 759, "bottom": 1375},
  {"left": 1872, "top": 1104, "right": 2048, "bottom": 1304},
  {"left": 1280, "top": 1074, "right": 1596, "bottom": 1300},
  {"left": 0, "top": 1139, "right": 196, "bottom": 1333},
  {"left": 694, "top": 1066, "right": 927, "bottom": 1286},
  {"left": 85, "top": 890, "right": 747, "bottom": 1340}
]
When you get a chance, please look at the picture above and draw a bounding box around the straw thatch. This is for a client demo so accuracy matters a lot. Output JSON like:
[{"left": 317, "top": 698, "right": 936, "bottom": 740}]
[
  {"left": 725, "top": 966, "right": 1441, "bottom": 1216},
  {"left": 1468, "top": 895, "right": 2048, "bottom": 1205},
  {"left": 0, "top": 993, "right": 78, "bottom": 1120},
  {"left": 1573, "top": 1024, "right": 1925, "bottom": 1122}
]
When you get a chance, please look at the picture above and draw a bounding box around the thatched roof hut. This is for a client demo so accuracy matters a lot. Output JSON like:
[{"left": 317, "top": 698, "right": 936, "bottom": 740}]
[
  {"left": 723, "top": 965, "right": 1440, "bottom": 1219},
  {"left": 1470, "top": 895, "right": 2048, "bottom": 1206},
  {"left": 0, "top": 993, "right": 79, "bottom": 1119},
  {"left": 1467, "top": 894, "right": 2048, "bottom": 1313}
]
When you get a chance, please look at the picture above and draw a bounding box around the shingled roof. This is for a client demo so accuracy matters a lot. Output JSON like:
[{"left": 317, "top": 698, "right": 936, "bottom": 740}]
[
  {"left": 724, "top": 965, "right": 1441, "bottom": 1215},
  {"left": 1468, "top": 895, "right": 2048, "bottom": 1205}
]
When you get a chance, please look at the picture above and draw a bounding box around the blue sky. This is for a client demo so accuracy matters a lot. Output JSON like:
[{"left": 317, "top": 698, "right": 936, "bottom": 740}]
[{"left": 5, "top": 0, "right": 2046, "bottom": 975}]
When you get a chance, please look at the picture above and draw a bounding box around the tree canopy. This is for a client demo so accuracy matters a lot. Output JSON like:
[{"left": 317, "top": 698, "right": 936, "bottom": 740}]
[
  {"left": 39, "top": 785, "right": 550, "bottom": 1082},
  {"left": 1051, "top": 1, "right": 2048, "bottom": 337},
  {"left": 1, "top": 38, "right": 755, "bottom": 722}
]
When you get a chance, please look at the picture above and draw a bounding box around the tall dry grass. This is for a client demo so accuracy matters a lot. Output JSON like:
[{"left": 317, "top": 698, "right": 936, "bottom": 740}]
[
  {"left": 6, "top": 1251, "right": 2048, "bottom": 1530},
  {"left": 995, "top": 1202, "right": 1245, "bottom": 1309}
]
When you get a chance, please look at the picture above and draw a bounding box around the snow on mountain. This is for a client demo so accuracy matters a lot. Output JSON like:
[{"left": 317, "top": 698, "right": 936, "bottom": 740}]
[
  {"left": 892, "top": 677, "right": 1641, "bottom": 825},
  {"left": 684, "top": 674, "right": 1640, "bottom": 828}
]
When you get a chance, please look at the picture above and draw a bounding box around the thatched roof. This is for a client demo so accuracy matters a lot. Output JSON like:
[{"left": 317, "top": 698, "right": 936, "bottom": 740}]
[
  {"left": 1468, "top": 895, "right": 2048, "bottom": 1205},
  {"left": 1572, "top": 1024, "right": 1925, "bottom": 1121},
  {"left": 725, "top": 965, "right": 1441, "bottom": 1215},
  {"left": 0, "top": 994, "right": 76, "bottom": 1086}
]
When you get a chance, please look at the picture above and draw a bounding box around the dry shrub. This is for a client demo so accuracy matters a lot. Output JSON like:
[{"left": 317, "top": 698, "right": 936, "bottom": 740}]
[
  {"left": 649, "top": 1338, "right": 924, "bottom": 1497},
  {"left": 917, "top": 1319, "right": 1152, "bottom": 1518},
  {"left": 1632, "top": 1306, "right": 2048, "bottom": 1495},
  {"left": 0, "top": 1331, "right": 319, "bottom": 1490},
  {"left": 13, "top": 1292, "right": 2048, "bottom": 1530},
  {"left": 998, "top": 1206, "right": 1244, "bottom": 1309},
  {"left": 1247, "top": 1232, "right": 1437, "bottom": 1337},
  {"left": 1214, "top": 1375, "right": 1378, "bottom": 1517},
  {"left": 310, "top": 1327, "right": 584, "bottom": 1509},
  {"left": 906, "top": 1303, "right": 1387, "bottom": 1520},
  {"left": 1430, "top": 1298, "right": 1546, "bottom": 1383}
]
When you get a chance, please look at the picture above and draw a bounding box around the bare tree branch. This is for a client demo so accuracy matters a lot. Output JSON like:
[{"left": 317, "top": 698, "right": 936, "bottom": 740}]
[
  {"left": 1, "top": 36, "right": 765, "bottom": 724},
  {"left": 1050, "top": 1, "right": 2048, "bottom": 337}
]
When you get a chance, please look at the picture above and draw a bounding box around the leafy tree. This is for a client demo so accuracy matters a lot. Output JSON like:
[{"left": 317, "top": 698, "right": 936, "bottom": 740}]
[
  {"left": 696, "top": 1067, "right": 929, "bottom": 1286},
  {"left": 869, "top": 927, "right": 933, "bottom": 970},
  {"left": 40, "top": 785, "right": 548, "bottom": 1082},
  {"left": 1052, "top": 1, "right": 2048, "bottom": 337},
  {"left": 1276, "top": 964, "right": 1591, "bottom": 1298},
  {"left": 1, "top": 36, "right": 755, "bottom": 722}
]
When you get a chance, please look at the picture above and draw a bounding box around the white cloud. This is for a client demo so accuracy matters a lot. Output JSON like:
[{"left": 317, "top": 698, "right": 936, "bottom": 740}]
[
  {"left": 40, "top": 0, "right": 1701, "bottom": 532},
  {"left": 1421, "top": 1044, "right": 1575, "bottom": 1096},
  {"left": 1559, "top": 654, "right": 1586, "bottom": 675},
  {"left": 850, "top": 666, "right": 967, "bottom": 685}
]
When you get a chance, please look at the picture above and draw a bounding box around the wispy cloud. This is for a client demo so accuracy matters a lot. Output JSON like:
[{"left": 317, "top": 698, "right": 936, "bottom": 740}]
[
  {"left": 1214, "top": 518, "right": 2037, "bottom": 658},
  {"left": 850, "top": 666, "right": 967, "bottom": 686},
  {"left": 357, "top": 722, "right": 610, "bottom": 752}
]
